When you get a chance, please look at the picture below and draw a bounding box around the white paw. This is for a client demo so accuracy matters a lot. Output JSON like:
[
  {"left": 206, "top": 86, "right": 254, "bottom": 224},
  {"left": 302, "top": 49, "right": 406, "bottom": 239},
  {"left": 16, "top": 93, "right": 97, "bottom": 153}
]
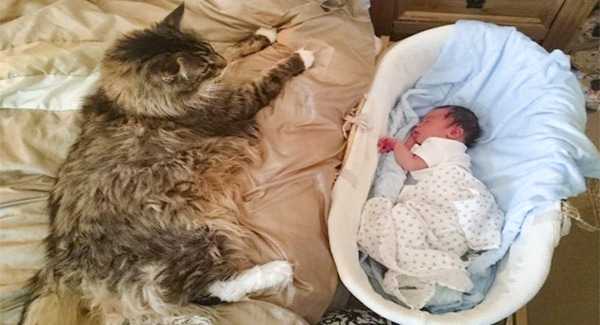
[
  {"left": 207, "top": 261, "right": 293, "bottom": 302},
  {"left": 296, "top": 49, "right": 314, "bottom": 69},
  {"left": 259, "top": 260, "right": 294, "bottom": 289},
  {"left": 207, "top": 277, "right": 248, "bottom": 302},
  {"left": 255, "top": 27, "right": 277, "bottom": 44}
]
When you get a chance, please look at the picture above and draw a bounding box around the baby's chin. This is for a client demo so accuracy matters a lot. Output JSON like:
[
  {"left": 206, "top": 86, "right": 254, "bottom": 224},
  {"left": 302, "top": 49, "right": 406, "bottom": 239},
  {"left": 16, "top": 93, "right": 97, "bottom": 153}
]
[{"left": 411, "top": 133, "right": 424, "bottom": 144}]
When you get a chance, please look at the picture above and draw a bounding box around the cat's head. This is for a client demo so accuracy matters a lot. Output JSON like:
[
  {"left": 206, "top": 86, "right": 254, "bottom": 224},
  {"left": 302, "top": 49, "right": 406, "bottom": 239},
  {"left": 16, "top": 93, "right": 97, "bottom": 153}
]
[{"left": 100, "top": 4, "right": 226, "bottom": 117}]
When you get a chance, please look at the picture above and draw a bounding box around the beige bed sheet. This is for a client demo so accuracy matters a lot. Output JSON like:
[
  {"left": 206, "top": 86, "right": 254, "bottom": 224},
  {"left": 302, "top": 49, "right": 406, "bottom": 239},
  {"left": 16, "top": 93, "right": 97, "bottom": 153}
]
[{"left": 0, "top": 0, "right": 375, "bottom": 324}]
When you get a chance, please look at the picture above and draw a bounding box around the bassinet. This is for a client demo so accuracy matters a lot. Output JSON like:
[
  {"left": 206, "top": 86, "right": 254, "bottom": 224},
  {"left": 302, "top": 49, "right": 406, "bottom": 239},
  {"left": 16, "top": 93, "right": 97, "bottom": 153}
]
[{"left": 329, "top": 23, "right": 600, "bottom": 325}]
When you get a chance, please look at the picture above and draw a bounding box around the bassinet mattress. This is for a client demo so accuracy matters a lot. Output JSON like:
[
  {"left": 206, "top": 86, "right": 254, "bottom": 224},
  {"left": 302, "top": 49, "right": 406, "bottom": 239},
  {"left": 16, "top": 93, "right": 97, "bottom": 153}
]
[
  {"left": 329, "top": 22, "right": 600, "bottom": 325},
  {"left": 0, "top": 1, "right": 376, "bottom": 324}
]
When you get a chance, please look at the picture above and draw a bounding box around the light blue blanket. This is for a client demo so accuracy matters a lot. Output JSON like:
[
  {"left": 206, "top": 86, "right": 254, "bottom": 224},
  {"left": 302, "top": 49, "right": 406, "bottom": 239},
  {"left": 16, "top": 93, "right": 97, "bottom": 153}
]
[{"left": 367, "top": 20, "right": 600, "bottom": 312}]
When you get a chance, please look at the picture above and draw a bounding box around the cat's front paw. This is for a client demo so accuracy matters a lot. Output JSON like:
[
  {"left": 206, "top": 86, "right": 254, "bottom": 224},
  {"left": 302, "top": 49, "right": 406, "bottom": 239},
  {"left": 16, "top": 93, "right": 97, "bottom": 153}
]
[
  {"left": 296, "top": 49, "right": 315, "bottom": 69},
  {"left": 255, "top": 27, "right": 277, "bottom": 44}
]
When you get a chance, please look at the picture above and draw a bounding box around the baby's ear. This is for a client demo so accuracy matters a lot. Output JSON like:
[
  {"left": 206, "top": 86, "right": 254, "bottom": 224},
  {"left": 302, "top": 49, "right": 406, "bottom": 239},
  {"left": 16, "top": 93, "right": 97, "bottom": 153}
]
[{"left": 448, "top": 125, "right": 465, "bottom": 141}]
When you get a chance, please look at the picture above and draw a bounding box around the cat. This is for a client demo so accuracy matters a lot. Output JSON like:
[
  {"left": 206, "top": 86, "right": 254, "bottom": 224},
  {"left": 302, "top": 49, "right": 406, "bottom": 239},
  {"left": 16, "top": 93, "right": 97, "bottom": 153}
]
[{"left": 16, "top": 4, "right": 314, "bottom": 325}]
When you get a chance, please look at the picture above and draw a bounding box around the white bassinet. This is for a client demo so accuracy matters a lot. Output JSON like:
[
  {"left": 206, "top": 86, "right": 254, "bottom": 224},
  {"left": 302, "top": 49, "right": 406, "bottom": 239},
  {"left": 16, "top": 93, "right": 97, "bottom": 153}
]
[{"left": 329, "top": 23, "right": 600, "bottom": 325}]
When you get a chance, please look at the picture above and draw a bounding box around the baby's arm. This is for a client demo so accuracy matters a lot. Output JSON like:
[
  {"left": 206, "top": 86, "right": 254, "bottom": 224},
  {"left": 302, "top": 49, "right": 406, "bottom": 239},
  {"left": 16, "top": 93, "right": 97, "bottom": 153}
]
[{"left": 378, "top": 136, "right": 427, "bottom": 171}]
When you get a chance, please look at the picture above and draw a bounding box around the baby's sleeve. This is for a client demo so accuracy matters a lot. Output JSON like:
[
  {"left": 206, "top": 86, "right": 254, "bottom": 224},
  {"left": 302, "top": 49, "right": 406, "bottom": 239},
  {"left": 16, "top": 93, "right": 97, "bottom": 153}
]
[{"left": 411, "top": 138, "right": 445, "bottom": 168}]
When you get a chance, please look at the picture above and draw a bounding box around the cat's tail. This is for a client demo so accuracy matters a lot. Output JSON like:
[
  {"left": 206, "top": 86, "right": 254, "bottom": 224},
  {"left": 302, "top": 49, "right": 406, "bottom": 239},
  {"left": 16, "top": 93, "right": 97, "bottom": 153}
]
[{"left": 14, "top": 270, "right": 92, "bottom": 325}]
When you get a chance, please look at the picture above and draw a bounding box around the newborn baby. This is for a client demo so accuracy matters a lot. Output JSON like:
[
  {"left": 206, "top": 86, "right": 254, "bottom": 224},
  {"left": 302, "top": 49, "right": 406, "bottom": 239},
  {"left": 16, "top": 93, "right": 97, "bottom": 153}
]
[{"left": 358, "top": 105, "right": 503, "bottom": 309}]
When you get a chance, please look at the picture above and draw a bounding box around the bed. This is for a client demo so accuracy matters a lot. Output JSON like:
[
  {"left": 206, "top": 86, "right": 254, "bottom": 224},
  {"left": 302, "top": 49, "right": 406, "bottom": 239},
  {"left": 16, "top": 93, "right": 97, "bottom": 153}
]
[
  {"left": 329, "top": 21, "right": 600, "bottom": 325},
  {"left": 0, "top": 1, "right": 376, "bottom": 324}
]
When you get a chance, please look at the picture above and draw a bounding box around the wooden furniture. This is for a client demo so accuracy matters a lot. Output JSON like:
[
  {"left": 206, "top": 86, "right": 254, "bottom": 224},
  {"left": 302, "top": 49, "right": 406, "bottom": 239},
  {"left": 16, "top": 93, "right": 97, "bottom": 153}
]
[{"left": 369, "top": 0, "right": 597, "bottom": 51}]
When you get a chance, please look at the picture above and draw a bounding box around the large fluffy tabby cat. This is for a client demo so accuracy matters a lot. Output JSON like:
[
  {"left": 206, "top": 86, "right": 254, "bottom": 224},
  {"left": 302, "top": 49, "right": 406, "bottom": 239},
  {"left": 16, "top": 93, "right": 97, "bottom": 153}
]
[{"left": 17, "top": 4, "right": 313, "bottom": 325}]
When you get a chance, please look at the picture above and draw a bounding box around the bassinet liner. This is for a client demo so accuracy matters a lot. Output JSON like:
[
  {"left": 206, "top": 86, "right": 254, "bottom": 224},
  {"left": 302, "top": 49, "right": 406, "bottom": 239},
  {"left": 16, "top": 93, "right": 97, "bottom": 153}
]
[{"left": 329, "top": 23, "right": 600, "bottom": 325}]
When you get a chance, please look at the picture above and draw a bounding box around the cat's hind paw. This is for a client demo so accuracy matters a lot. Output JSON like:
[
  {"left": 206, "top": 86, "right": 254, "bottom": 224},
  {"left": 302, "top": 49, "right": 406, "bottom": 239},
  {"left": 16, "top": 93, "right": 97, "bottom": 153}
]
[
  {"left": 296, "top": 49, "right": 315, "bottom": 69},
  {"left": 255, "top": 27, "right": 277, "bottom": 44},
  {"left": 258, "top": 260, "right": 294, "bottom": 290},
  {"left": 207, "top": 260, "right": 293, "bottom": 302}
]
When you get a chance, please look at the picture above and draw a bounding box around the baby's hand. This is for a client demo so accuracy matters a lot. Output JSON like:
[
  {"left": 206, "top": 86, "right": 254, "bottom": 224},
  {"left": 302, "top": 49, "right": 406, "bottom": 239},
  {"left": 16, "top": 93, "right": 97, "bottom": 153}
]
[{"left": 377, "top": 137, "right": 397, "bottom": 153}]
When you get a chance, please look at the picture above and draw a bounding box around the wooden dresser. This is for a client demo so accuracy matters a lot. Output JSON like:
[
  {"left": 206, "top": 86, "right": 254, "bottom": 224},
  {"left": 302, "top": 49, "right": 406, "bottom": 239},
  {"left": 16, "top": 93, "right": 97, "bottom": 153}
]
[{"left": 369, "top": 0, "right": 597, "bottom": 51}]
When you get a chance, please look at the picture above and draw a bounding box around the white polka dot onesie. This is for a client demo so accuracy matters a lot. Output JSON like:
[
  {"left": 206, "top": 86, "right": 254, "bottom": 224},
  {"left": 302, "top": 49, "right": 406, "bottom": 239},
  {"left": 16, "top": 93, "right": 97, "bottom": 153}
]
[{"left": 358, "top": 137, "right": 503, "bottom": 309}]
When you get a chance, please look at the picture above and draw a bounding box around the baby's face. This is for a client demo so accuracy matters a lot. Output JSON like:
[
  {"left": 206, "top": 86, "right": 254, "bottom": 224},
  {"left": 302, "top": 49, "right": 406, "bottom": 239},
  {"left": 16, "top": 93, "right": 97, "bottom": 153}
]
[{"left": 411, "top": 108, "right": 456, "bottom": 144}]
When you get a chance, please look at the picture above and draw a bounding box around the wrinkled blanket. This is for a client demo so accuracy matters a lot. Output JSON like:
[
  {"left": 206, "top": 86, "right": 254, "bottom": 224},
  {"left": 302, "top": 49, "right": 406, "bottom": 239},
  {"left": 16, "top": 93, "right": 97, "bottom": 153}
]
[{"left": 0, "top": 1, "right": 376, "bottom": 324}]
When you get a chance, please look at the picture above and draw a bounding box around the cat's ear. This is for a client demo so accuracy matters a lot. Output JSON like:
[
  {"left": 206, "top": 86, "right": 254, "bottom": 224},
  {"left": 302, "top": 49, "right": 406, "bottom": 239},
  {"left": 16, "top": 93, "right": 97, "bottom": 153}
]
[
  {"left": 161, "top": 58, "right": 183, "bottom": 83},
  {"left": 160, "top": 57, "right": 199, "bottom": 83},
  {"left": 159, "top": 4, "right": 185, "bottom": 30}
]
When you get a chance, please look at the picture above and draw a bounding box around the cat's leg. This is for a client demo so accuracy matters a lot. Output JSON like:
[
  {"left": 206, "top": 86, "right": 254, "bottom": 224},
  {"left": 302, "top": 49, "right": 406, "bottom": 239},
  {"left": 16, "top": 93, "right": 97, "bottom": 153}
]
[
  {"left": 221, "top": 27, "right": 277, "bottom": 62},
  {"left": 206, "top": 260, "right": 293, "bottom": 302},
  {"left": 295, "top": 49, "right": 315, "bottom": 70},
  {"left": 223, "top": 49, "right": 314, "bottom": 120}
]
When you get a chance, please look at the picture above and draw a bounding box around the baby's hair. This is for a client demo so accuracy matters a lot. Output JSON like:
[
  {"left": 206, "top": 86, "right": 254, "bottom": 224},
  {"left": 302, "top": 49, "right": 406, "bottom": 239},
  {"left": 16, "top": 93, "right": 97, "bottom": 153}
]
[{"left": 436, "top": 105, "right": 482, "bottom": 147}]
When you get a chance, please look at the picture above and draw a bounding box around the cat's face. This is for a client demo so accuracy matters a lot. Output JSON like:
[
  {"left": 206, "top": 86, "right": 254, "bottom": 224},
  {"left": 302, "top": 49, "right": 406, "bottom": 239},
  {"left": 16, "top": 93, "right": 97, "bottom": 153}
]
[{"left": 100, "top": 5, "right": 226, "bottom": 117}]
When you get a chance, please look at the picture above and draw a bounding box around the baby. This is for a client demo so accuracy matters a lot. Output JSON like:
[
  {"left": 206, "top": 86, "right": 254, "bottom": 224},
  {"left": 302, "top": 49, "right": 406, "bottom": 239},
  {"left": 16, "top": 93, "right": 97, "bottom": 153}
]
[{"left": 358, "top": 105, "right": 503, "bottom": 310}]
